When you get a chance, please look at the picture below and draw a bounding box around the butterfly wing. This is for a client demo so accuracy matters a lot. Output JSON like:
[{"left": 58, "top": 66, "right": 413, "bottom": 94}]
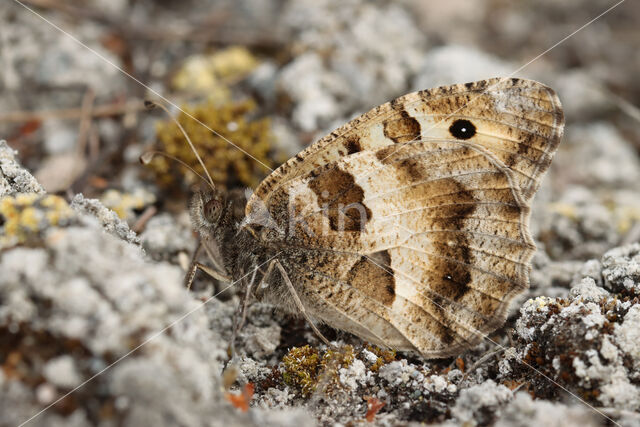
[
  {"left": 250, "top": 78, "right": 563, "bottom": 211},
  {"left": 248, "top": 78, "right": 563, "bottom": 357}
]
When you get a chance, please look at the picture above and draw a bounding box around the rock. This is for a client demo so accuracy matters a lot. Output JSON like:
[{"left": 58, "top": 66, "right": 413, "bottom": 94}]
[
  {"left": 277, "top": 53, "right": 345, "bottom": 132},
  {"left": 70, "top": 194, "right": 139, "bottom": 244},
  {"left": 0, "top": 8, "right": 125, "bottom": 99},
  {"left": 0, "top": 141, "right": 305, "bottom": 427},
  {"left": 0, "top": 140, "right": 45, "bottom": 196},
  {"left": 413, "top": 45, "right": 513, "bottom": 90},
  {"left": 276, "top": 0, "right": 425, "bottom": 131},
  {"left": 553, "top": 71, "right": 613, "bottom": 121},
  {"left": 34, "top": 152, "right": 86, "bottom": 193},
  {"left": 495, "top": 392, "right": 598, "bottom": 427},
  {"left": 140, "top": 213, "right": 194, "bottom": 262},
  {"left": 563, "top": 123, "right": 640, "bottom": 189},
  {"left": 535, "top": 186, "right": 623, "bottom": 260},
  {"left": 42, "top": 356, "right": 83, "bottom": 389},
  {"left": 614, "top": 305, "right": 640, "bottom": 371},
  {"left": 601, "top": 243, "right": 640, "bottom": 295},
  {"left": 41, "top": 120, "right": 78, "bottom": 156},
  {"left": 452, "top": 380, "right": 513, "bottom": 425},
  {"left": 242, "top": 323, "right": 281, "bottom": 359},
  {"left": 508, "top": 251, "right": 640, "bottom": 411},
  {"left": 0, "top": 222, "right": 231, "bottom": 426},
  {"left": 2, "top": 0, "right": 640, "bottom": 424}
]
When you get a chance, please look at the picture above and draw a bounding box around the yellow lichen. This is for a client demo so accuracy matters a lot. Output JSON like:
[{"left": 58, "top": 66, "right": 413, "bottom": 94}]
[
  {"left": 173, "top": 56, "right": 220, "bottom": 93},
  {"left": 0, "top": 194, "right": 75, "bottom": 248},
  {"left": 19, "top": 207, "right": 39, "bottom": 231},
  {"left": 172, "top": 46, "right": 259, "bottom": 99},
  {"left": 148, "top": 99, "right": 274, "bottom": 189},
  {"left": 15, "top": 193, "right": 37, "bottom": 205},
  {"left": 548, "top": 202, "right": 577, "bottom": 220},
  {"left": 615, "top": 205, "right": 640, "bottom": 234},
  {"left": 533, "top": 296, "right": 553, "bottom": 309},
  {"left": 100, "top": 188, "right": 156, "bottom": 221},
  {"left": 209, "top": 46, "right": 259, "bottom": 80}
]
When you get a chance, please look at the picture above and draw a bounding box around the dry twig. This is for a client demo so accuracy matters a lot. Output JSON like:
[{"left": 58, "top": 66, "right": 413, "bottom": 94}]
[{"left": 0, "top": 99, "right": 145, "bottom": 123}]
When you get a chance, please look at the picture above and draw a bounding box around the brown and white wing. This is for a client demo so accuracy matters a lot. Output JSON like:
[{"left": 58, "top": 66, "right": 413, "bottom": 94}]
[
  {"left": 248, "top": 78, "right": 563, "bottom": 358},
  {"left": 249, "top": 77, "right": 564, "bottom": 212}
]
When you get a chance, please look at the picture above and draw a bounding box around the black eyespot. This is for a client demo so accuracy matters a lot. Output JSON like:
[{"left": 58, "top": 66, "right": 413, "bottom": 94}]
[{"left": 449, "top": 119, "right": 476, "bottom": 140}]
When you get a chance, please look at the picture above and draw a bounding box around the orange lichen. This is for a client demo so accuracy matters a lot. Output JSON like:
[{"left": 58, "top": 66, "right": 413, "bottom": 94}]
[
  {"left": 365, "top": 396, "right": 385, "bottom": 422},
  {"left": 225, "top": 383, "right": 254, "bottom": 412}
]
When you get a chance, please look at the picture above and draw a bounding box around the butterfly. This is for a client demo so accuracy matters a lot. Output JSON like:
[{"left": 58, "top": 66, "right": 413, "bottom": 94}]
[{"left": 187, "top": 78, "right": 564, "bottom": 358}]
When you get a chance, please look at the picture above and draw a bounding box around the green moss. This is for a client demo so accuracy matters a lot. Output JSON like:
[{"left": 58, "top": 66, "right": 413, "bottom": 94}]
[
  {"left": 321, "top": 344, "right": 355, "bottom": 370},
  {"left": 281, "top": 345, "right": 356, "bottom": 397},
  {"left": 282, "top": 345, "right": 320, "bottom": 396},
  {"left": 366, "top": 345, "right": 396, "bottom": 372},
  {"left": 148, "top": 98, "right": 275, "bottom": 190}
]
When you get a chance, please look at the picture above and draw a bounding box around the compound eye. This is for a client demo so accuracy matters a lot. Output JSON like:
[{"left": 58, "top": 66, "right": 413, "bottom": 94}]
[{"left": 203, "top": 198, "right": 222, "bottom": 222}]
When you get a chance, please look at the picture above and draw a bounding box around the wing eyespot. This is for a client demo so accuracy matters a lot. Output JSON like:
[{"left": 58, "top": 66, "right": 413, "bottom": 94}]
[{"left": 449, "top": 119, "right": 476, "bottom": 140}]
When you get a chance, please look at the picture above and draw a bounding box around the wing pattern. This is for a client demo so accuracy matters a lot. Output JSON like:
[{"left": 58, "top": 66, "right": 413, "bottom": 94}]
[{"left": 247, "top": 78, "right": 563, "bottom": 357}]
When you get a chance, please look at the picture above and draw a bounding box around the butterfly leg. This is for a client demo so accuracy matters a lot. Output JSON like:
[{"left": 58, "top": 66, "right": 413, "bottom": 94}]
[
  {"left": 238, "top": 267, "right": 258, "bottom": 331},
  {"left": 271, "top": 259, "right": 333, "bottom": 347},
  {"left": 184, "top": 239, "right": 230, "bottom": 290},
  {"left": 229, "top": 267, "right": 259, "bottom": 359}
]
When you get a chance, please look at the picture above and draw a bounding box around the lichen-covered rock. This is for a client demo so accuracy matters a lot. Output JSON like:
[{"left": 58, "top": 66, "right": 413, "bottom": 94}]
[
  {"left": 536, "top": 186, "right": 627, "bottom": 260},
  {"left": 601, "top": 243, "right": 640, "bottom": 296},
  {"left": 70, "top": 194, "right": 139, "bottom": 244},
  {"left": 139, "top": 213, "right": 194, "bottom": 262},
  {"left": 451, "top": 380, "right": 513, "bottom": 426},
  {"left": 527, "top": 247, "right": 583, "bottom": 297},
  {"left": 0, "top": 142, "right": 312, "bottom": 427},
  {"left": 99, "top": 188, "right": 156, "bottom": 223},
  {"left": 494, "top": 392, "right": 598, "bottom": 427},
  {"left": 551, "top": 71, "right": 613, "bottom": 121},
  {"left": 507, "top": 258, "right": 640, "bottom": 411},
  {"left": 0, "top": 140, "right": 45, "bottom": 196},
  {"left": 534, "top": 124, "right": 640, "bottom": 260},
  {"left": 413, "top": 45, "right": 512, "bottom": 90},
  {"left": 563, "top": 124, "right": 640, "bottom": 189},
  {"left": 276, "top": 0, "right": 425, "bottom": 131},
  {"left": 0, "top": 7, "right": 125, "bottom": 99},
  {"left": 0, "top": 194, "right": 77, "bottom": 249},
  {"left": 0, "top": 223, "right": 230, "bottom": 426},
  {"left": 2, "top": 0, "right": 640, "bottom": 423}
]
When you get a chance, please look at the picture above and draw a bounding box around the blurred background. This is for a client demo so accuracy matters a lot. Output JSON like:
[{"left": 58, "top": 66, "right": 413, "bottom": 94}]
[{"left": 1, "top": 0, "right": 640, "bottom": 424}]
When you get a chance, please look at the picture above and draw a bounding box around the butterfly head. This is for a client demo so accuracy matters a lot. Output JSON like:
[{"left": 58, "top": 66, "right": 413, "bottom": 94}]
[{"left": 189, "top": 186, "right": 227, "bottom": 233}]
